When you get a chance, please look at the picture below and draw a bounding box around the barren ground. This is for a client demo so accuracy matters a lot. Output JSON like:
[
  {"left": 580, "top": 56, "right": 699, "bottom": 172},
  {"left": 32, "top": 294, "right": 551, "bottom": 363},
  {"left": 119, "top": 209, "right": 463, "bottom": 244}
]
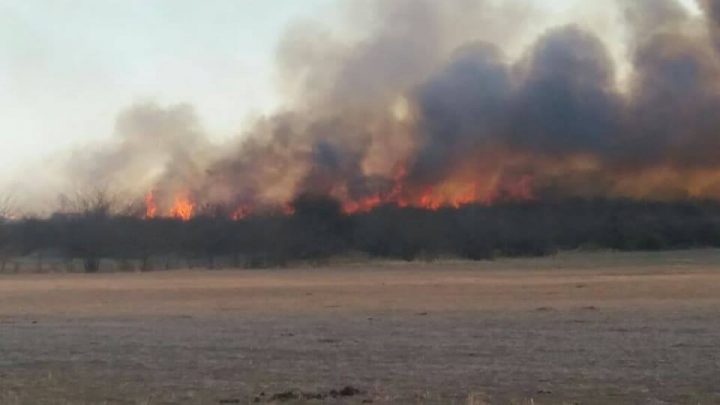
[{"left": 1, "top": 250, "right": 720, "bottom": 404}]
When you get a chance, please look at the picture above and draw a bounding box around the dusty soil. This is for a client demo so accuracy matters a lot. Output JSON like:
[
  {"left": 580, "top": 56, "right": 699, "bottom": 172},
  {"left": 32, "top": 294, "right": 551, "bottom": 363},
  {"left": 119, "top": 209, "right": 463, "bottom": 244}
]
[{"left": 1, "top": 251, "right": 719, "bottom": 404}]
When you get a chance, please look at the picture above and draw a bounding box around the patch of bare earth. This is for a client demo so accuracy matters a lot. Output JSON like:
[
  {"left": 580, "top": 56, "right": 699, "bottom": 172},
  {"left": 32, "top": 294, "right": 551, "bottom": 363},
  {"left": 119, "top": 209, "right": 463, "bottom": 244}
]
[{"left": 1, "top": 251, "right": 720, "bottom": 404}]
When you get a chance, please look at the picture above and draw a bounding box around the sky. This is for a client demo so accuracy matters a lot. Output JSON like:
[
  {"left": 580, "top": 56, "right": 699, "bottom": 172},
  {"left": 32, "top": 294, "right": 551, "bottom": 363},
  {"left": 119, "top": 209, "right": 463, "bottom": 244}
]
[
  {"left": 0, "top": 0, "right": 703, "bottom": 187},
  {"left": 0, "top": 0, "right": 333, "bottom": 179}
]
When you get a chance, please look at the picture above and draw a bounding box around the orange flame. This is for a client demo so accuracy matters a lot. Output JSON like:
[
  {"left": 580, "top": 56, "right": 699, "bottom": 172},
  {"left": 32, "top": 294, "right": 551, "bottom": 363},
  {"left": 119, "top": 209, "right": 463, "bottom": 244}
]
[
  {"left": 342, "top": 194, "right": 383, "bottom": 214},
  {"left": 143, "top": 163, "right": 538, "bottom": 220},
  {"left": 170, "top": 194, "right": 195, "bottom": 221},
  {"left": 144, "top": 191, "right": 157, "bottom": 219},
  {"left": 338, "top": 168, "right": 513, "bottom": 213}
]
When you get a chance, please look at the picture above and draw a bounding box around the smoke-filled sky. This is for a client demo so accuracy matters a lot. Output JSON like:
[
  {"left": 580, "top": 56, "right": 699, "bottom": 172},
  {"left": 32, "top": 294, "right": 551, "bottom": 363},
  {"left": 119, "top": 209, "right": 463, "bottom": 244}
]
[{"left": 1, "top": 0, "right": 715, "bottom": 215}]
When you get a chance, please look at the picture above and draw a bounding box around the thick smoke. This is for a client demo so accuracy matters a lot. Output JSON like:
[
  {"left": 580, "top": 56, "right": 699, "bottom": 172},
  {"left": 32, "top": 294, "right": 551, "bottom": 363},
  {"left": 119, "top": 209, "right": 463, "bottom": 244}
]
[
  {"left": 43, "top": 0, "right": 720, "bottom": 215},
  {"left": 702, "top": 0, "right": 720, "bottom": 48},
  {"left": 62, "top": 103, "right": 214, "bottom": 213}
]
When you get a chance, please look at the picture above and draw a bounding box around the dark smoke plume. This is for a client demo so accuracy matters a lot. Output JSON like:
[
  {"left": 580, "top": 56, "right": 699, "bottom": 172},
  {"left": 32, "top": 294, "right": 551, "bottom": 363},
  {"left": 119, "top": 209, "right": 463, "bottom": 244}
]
[{"left": 41, "top": 0, "right": 720, "bottom": 216}]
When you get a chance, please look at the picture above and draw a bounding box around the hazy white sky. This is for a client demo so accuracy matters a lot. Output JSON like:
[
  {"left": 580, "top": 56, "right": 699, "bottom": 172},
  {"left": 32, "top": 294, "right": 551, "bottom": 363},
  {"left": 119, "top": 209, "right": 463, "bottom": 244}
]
[
  {"left": 1, "top": 0, "right": 333, "bottom": 177},
  {"left": 0, "top": 0, "right": 702, "bottom": 184}
]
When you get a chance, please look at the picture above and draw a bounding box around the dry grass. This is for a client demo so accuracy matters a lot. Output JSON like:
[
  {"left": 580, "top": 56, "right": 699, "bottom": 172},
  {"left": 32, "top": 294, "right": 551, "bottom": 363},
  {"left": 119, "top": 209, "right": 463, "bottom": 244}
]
[{"left": 1, "top": 250, "right": 720, "bottom": 404}]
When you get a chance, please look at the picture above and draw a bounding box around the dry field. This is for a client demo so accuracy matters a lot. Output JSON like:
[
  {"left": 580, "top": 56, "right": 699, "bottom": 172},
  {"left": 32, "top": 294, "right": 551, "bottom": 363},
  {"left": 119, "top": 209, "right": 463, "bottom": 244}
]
[{"left": 1, "top": 250, "right": 720, "bottom": 404}]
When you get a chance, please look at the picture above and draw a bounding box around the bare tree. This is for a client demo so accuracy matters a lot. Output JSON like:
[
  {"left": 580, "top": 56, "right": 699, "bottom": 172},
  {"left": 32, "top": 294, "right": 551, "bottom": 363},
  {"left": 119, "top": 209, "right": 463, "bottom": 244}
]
[
  {"left": 56, "top": 188, "right": 118, "bottom": 272},
  {"left": 0, "top": 195, "right": 15, "bottom": 220},
  {"left": 57, "top": 188, "right": 116, "bottom": 217},
  {"left": 0, "top": 195, "right": 16, "bottom": 272}
]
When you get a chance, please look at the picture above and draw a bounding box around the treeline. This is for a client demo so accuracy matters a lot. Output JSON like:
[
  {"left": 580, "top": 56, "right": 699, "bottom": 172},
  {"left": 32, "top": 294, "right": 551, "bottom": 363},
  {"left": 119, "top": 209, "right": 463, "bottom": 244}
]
[{"left": 2, "top": 195, "right": 720, "bottom": 272}]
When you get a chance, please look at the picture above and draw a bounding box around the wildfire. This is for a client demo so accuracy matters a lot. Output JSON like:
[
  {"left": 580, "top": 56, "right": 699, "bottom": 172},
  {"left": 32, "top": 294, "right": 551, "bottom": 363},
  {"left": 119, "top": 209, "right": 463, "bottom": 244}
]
[
  {"left": 339, "top": 179, "right": 527, "bottom": 213},
  {"left": 142, "top": 167, "right": 537, "bottom": 221},
  {"left": 142, "top": 191, "right": 195, "bottom": 221},
  {"left": 342, "top": 194, "right": 382, "bottom": 214},
  {"left": 333, "top": 162, "right": 540, "bottom": 214},
  {"left": 412, "top": 184, "right": 480, "bottom": 210},
  {"left": 169, "top": 194, "right": 195, "bottom": 221},
  {"left": 144, "top": 192, "right": 157, "bottom": 219}
]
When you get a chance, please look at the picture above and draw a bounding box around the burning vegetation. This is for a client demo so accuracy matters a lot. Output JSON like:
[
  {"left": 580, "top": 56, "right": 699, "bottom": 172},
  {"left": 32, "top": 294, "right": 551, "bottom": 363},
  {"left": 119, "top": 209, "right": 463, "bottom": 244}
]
[
  {"left": 60, "top": 0, "right": 719, "bottom": 222},
  {"left": 3, "top": 0, "right": 720, "bottom": 271},
  {"left": 4, "top": 194, "right": 720, "bottom": 273}
]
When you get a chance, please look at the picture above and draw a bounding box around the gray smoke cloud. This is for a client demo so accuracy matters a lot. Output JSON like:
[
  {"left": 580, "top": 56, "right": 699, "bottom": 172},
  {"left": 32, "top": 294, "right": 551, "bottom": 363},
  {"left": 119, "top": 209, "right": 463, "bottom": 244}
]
[
  {"left": 702, "top": 0, "right": 720, "bottom": 47},
  {"left": 63, "top": 103, "right": 214, "bottom": 211},
  {"left": 34, "top": 0, "right": 720, "bottom": 214}
]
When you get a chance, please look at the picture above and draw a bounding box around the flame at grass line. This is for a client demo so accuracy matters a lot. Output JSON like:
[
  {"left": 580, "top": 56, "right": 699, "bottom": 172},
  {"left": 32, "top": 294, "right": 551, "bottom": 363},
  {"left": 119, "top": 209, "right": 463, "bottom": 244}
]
[{"left": 169, "top": 194, "right": 195, "bottom": 221}]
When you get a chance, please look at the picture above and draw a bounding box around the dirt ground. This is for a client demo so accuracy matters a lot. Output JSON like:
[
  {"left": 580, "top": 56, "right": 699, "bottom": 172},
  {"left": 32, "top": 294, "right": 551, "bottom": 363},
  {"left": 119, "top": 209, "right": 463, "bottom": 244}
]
[{"left": 1, "top": 250, "right": 719, "bottom": 404}]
